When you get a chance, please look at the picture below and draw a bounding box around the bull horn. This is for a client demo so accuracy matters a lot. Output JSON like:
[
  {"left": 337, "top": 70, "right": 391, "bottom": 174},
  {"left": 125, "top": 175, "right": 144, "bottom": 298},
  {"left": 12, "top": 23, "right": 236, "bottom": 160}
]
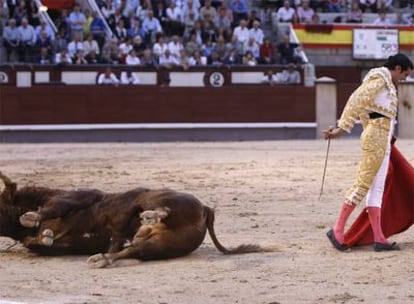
[{"left": 0, "top": 171, "right": 13, "bottom": 186}]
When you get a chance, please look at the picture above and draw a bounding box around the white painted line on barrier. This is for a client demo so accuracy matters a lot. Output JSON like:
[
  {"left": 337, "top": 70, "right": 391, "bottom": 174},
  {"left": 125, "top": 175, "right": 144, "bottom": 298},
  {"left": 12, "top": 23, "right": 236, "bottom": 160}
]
[{"left": 0, "top": 123, "right": 317, "bottom": 131}]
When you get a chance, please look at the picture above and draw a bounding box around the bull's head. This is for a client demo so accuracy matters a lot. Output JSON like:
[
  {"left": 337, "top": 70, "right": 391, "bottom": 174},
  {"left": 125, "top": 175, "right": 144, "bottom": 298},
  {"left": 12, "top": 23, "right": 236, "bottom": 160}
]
[{"left": 0, "top": 171, "right": 17, "bottom": 204}]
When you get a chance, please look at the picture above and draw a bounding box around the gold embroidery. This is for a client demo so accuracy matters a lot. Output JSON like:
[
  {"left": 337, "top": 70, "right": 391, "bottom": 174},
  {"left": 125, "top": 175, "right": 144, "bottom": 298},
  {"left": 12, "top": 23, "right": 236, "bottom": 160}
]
[
  {"left": 345, "top": 118, "right": 391, "bottom": 204},
  {"left": 338, "top": 67, "right": 398, "bottom": 133}
]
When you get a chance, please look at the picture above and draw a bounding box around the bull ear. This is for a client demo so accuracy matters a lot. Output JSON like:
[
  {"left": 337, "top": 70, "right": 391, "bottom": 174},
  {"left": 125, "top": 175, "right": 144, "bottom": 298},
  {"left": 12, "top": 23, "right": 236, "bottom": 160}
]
[
  {"left": 2, "top": 183, "right": 17, "bottom": 202},
  {"left": 0, "top": 172, "right": 17, "bottom": 203}
]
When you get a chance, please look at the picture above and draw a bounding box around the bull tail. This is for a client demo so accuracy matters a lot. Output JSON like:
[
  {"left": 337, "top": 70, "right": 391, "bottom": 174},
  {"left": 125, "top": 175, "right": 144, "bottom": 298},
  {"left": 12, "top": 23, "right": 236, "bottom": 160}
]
[{"left": 204, "top": 206, "right": 275, "bottom": 255}]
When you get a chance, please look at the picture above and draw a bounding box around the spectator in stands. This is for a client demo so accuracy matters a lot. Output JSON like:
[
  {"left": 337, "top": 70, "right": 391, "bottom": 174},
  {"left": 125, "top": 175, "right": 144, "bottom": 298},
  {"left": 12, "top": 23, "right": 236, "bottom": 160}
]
[
  {"left": 152, "top": 33, "right": 168, "bottom": 61},
  {"left": 183, "top": 10, "right": 197, "bottom": 41},
  {"left": 83, "top": 9, "right": 93, "bottom": 38},
  {"left": 67, "top": 32, "right": 84, "bottom": 59},
  {"left": 166, "top": 1, "right": 184, "bottom": 36},
  {"left": 347, "top": 2, "right": 363, "bottom": 23},
  {"left": 142, "top": 9, "right": 163, "bottom": 45},
  {"left": 275, "top": 63, "right": 301, "bottom": 84},
  {"left": 120, "top": 68, "right": 141, "bottom": 85},
  {"left": 242, "top": 50, "right": 257, "bottom": 66},
  {"left": 108, "top": 7, "right": 129, "bottom": 33},
  {"left": 202, "top": 37, "right": 215, "bottom": 60},
  {"left": 227, "top": 34, "right": 243, "bottom": 56},
  {"left": 214, "top": 5, "right": 232, "bottom": 40},
  {"left": 12, "top": 0, "right": 28, "bottom": 26},
  {"left": 35, "top": 30, "right": 53, "bottom": 59},
  {"left": 168, "top": 35, "right": 184, "bottom": 59},
  {"left": 4, "top": 0, "right": 14, "bottom": 19},
  {"left": 55, "top": 9, "right": 70, "bottom": 39},
  {"left": 101, "top": 0, "right": 116, "bottom": 19},
  {"left": 101, "top": 37, "right": 120, "bottom": 63},
  {"left": 159, "top": 49, "right": 179, "bottom": 68},
  {"left": 132, "top": 35, "right": 146, "bottom": 56},
  {"left": 73, "top": 50, "right": 88, "bottom": 64},
  {"left": 119, "top": 36, "right": 133, "bottom": 63},
  {"left": 276, "top": 0, "right": 296, "bottom": 23},
  {"left": 213, "top": 35, "right": 228, "bottom": 60},
  {"left": 86, "top": 50, "right": 101, "bottom": 64},
  {"left": 69, "top": 4, "right": 86, "bottom": 40},
  {"left": 246, "top": 9, "right": 261, "bottom": 29},
  {"left": 55, "top": 48, "right": 72, "bottom": 65},
  {"left": 129, "top": 17, "right": 145, "bottom": 40},
  {"left": 249, "top": 20, "right": 264, "bottom": 45},
  {"left": 0, "top": 0, "right": 9, "bottom": 33},
  {"left": 223, "top": 47, "right": 241, "bottom": 65},
  {"left": 178, "top": 49, "right": 191, "bottom": 70},
  {"left": 135, "top": 0, "right": 150, "bottom": 21},
  {"left": 183, "top": 0, "right": 200, "bottom": 21},
  {"left": 296, "top": 0, "right": 315, "bottom": 24},
  {"left": 277, "top": 34, "right": 302, "bottom": 65},
  {"left": 35, "top": 47, "right": 52, "bottom": 64},
  {"left": 89, "top": 12, "right": 105, "bottom": 51},
  {"left": 114, "top": 19, "right": 128, "bottom": 40},
  {"left": 310, "top": 13, "right": 321, "bottom": 24},
  {"left": 140, "top": 48, "right": 157, "bottom": 66},
  {"left": 259, "top": 37, "right": 275, "bottom": 64},
  {"left": 372, "top": 10, "right": 391, "bottom": 25},
  {"left": 2, "top": 18, "right": 19, "bottom": 62},
  {"left": 52, "top": 29, "right": 68, "bottom": 57},
  {"left": 35, "top": 19, "right": 55, "bottom": 41},
  {"left": 189, "top": 20, "right": 207, "bottom": 44},
  {"left": 125, "top": 49, "right": 141, "bottom": 65},
  {"left": 17, "top": 17, "right": 36, "bottom": 62},
  {"left": 244, "top": 36, "right": 260, "bottom": 61},
  {"left": 185, "top": 32, "right": 202, "bottom": 56},
  {"left": 27, "top": 1, "right": 40, "bottom": 27},
  {"left": 232, "top": 19, "right": 249, "bottom": 52},
  {"left": 200, "top": 0, "right": 217, "bottom": 22},
  {"left": 262, "top": 70, "right": 278, "bottom": 86},
  {"left": 325, "top": 0, "right": 342, "bottom": 13},
  {"left": 83, "top": 33, "right": 100, "bottom": 60},
  {"left": 209, "top": 50, "right": 223, "bottom": 66},
  {"left": 153, "top": 1, "right": 168, "bottom": 31},
  {"left": 219, "top": 2, "right": 234, "bottom": 27},
  {"left": 230, "top": 0, "right": 248, "bottom": 28},
  {"left": 189, "top": 49, "right": 207, "bottom": 66},
  {"left": 97, "top": 67, "right": 119, "bottom": 85},
  {"left": 391, "top": 11, "right": 410, "bottom": 25},
  {"left": 203, "top": 12, "right": 218, "bottom": 42},
  {"left": 359, "top": 0, "right": 377, "bottom": 13},
  {"left": 123, "top": 0, "right": 140, "bottom": 17}
]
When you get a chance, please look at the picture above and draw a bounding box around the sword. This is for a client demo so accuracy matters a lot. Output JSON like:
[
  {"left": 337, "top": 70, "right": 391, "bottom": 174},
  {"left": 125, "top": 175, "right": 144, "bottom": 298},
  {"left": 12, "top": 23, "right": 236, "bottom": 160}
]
[{"left": 319, "top": 127, "right": 333, "bottom": 200}]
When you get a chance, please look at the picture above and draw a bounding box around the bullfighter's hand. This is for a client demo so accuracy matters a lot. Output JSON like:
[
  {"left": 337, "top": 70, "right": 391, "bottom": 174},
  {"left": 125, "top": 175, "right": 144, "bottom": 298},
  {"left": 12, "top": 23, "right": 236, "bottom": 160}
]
[{"left": 322, "top": 127, "right": 344, "bottom": 140}]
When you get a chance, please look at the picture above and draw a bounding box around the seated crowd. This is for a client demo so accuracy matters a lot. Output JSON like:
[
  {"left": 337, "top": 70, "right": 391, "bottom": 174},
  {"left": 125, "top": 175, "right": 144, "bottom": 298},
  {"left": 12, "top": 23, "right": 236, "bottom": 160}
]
[
  {"left": 272, "top": 0, "right": 413, "bottom": 24},
  {"left": 1, "top": 0, "right": 306, "bottom": 68}
]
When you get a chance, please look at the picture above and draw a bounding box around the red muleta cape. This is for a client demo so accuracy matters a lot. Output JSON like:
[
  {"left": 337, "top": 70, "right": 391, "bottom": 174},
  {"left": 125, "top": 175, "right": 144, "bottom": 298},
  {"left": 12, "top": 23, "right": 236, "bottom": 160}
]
[{"left": 344, "top": 143, "right": 414, "bottom": 246}]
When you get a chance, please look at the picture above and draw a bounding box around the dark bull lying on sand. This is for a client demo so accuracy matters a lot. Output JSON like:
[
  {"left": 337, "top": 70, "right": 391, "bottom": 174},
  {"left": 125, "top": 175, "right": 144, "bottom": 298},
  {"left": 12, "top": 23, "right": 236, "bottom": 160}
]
[{"left": 0, "top": 172, "right": 273, "bottom": 268}]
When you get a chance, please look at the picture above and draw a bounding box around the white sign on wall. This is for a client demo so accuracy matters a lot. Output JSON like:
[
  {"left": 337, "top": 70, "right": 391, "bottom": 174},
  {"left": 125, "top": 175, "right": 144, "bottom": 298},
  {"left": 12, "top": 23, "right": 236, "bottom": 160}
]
[{"left": 353, "top": 28, "right": 399, "bottom": 60}]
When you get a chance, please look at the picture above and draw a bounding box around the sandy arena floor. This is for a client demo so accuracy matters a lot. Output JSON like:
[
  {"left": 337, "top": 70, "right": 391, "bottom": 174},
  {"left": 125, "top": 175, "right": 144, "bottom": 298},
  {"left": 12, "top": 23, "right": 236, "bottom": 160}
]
[{"left": 0, "top": 139, "right": 413, "bottom": 304}]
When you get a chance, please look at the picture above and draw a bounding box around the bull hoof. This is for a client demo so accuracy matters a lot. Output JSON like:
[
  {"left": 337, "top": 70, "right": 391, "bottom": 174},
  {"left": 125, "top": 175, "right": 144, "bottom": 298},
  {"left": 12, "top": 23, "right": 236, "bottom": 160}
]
[
  {"left": 19, "top": 212, "right": 41, "bottom": 228},
  {"left": 87, "top": 253, "right": 111, "bottom": 268},
  {"left": 41, "top": 229, "right": 54, "bottom": 246}
]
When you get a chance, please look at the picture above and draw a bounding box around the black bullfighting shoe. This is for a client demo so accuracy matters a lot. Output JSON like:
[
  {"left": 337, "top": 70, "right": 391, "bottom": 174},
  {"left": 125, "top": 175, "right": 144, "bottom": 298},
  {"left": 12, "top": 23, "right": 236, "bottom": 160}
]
[
  {"left": 374, "top": 242, "right": 400, "bottom": 252},
  {"left": 326, "top": 228, "right": 349, "bottom": 251}
]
